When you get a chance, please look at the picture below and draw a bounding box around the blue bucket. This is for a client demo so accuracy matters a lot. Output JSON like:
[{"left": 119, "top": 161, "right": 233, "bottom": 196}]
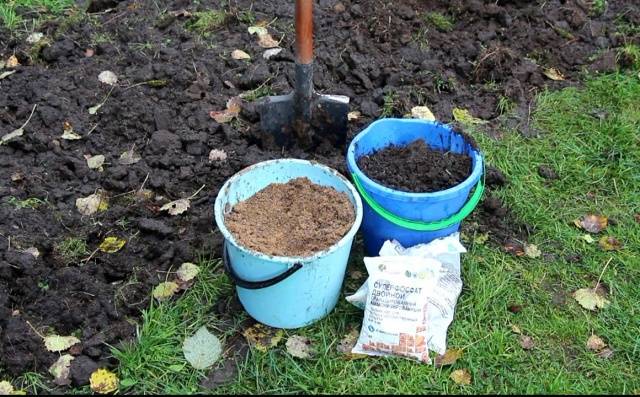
[
  {"left": 346, "top": 119, "right": 484, "bottom": 256},
  {"left": 214, "top": 159, "right": 363, "bottom": 329}
]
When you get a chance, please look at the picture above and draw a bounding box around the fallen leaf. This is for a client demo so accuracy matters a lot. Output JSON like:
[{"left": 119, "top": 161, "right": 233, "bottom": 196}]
[
  {"left": 98, "top": 70, "right": 118, "bottom": 86},
  {"left": 243, "top": 323, "right": 284, "bottom": 352},
  {"left": 89, "top": 368, "right": 119, "bottom": 394},
  {"left": 586, "top": 335, "right": 606, "bottom": 352},
  {"left": 573, "top": 288, "right": 610, "bottom": 311},
  {"left": 0, "top": 381, "right": 14, "bottom": 395},
  {"left": 411, "top": 106, "right": 436, "bottom": 121},
  {"left": 543, "top": 67, "right": 565, "bottom": 81},
  {"left": 347, "top": 111, "right": 361, "bottom": 121},
  {"left": 231, "top": 49, "right": 251, "bottom": 60},
  {"left": 6, "top": 55, "right": 20, "bottom": 68},
  {"left": 574, "top": 214, "right": 608, "bottom": 233},
  {"left": 248, "top": 26, "right": 268, "bottom": 36},
  {"left": 248, "top": 26, "right": 279, "bottom": 48},
  {"left": 152, "top": 281, "right": 180, "bottom": 301},
  {"left": 61, "top": 122, "right": 82, "bottom": 140},
  {"left": 98, "top": 236, "right": 126, "bottom": 253},
  {"left": 450, "top": 369, "right": 472, "bottom": 386},
  {"left": 26, "top": 32, "right": 44, "bottom": 44},
  {"left": 434, "top": 348, "right": 463, "bottom": 367},
  {"left": 337, "top": 328, "right": 360, "bottom": 354},
  {"left": 44, "top": 335, "right": 81, "bottom": 352},
  {"left": 85, "top": 154, "right": 105, "bottom": 170},
  {"left": 503, "top": 241, "right": 525, "bottom": 256},
  {"left": 285, "top": 335, "right": 315, "bottom": 359},
  {"left": 511, "top": 324, "right": 522, "bottom": 334},
  {"left": 11, "top": 172, "right": 23, "bottom": 182},
  {"left": 597, "top": 347, "right": 614, "bottom": 359},
  {"left": 183, "top": 326, "right": 223, "bottom": 370},
  {"left": 176, "top": 262, "right": 200, "bottom": 282},
  {"left": 169, "top": 9, "right": 192, "bottom": 17},
  {"left": 453, "top": 108, "right": 488, "bottom": 125},
  {"left": 49, "top": 354, "right": 74, "bottom": 386},
  {"left": 24, "top": 247, "right": 40, "bottom": 258},
  {"left": 76, "top": 192, "right": 108, "bottom": 216},
  {"left": 160, "top": 198, "right": 190, "bottom": 216},
  {"left": 599, "top": 236, "right": 622, "bottom": 251},
  {"left": 519, "top": 335, "right": 535, "bottom": 350},
  {"left": 210, "top": 97, "right": 242, "bottom": 123},
  {"left": 118, "top": 149, "right": 141, "bottom": 165},
  {"left": 0, "top": 70, "right": 16, "bottom": 80},
  {"left": 209, "top": 149, "right": 228, "bottom": 162},
  {"left": 524, "top": 244, "right": 541, "bottom": 258},
  {"left": 263, "top": 48, "right": 283, "bottom": 59},
  {"left": 579, "top": 234, "right": 595, "bottom": 243}
]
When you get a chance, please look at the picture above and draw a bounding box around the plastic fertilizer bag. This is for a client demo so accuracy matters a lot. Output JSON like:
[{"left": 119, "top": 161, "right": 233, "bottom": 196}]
[{"left": 348, "top": 233, "right": 465, "bottom": 361}]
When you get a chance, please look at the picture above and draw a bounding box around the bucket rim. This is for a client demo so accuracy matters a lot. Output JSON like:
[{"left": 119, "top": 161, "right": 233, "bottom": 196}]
[
  {"left": 214, "top": 158, "right": 364, "bottom": 264},
  {"left": 346, "top": 118, "right": 484, "bottom": 200}
]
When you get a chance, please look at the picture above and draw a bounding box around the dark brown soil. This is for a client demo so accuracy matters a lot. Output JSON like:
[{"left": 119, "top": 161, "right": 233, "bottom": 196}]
[
  {"left": 0, "top": 0, "right": 637, "bottom": 387},
  {"left": 357, "top": 139, "right": 472, "bottom": 192},
  {"left": 225, "top": 177, "right": 355, "bottom": 257}
]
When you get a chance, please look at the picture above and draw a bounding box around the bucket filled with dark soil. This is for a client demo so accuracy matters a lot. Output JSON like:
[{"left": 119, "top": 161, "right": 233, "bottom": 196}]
[
  {"left": 214, "top": 159, "right": 363, "bottom": 329},
  {"left": 346, "top": 119, "right": 484, "bottom": 255}
]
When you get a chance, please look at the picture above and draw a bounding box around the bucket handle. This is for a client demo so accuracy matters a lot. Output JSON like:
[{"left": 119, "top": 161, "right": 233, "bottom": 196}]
[
  {"left": 351, "top": 172, "right": 485, "bottom": 232},
  {"left": 223, "top": 244, "right": 303, "bottom": 290}
]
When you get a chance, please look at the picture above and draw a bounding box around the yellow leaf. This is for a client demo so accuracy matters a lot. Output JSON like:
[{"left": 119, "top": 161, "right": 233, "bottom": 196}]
[
  {"left": 7, "top": 55, "right": 20, "bottom": 68},
  {"left": 347, "top": 111, "right": 361, "bottom": 121},
  {"left": 575, "top": 214, "right": 608, "bottom": 233},
  {"left": 43, "top": 335, "right": 81, "bottom": 352},
  {"left": 524, "top": 244, "right": 541, "bottom": 258},
  {"left": 89, "top": 368, "right": 119, "bottom": 394},
  {"left": 243, "top": 323, "right": 284, "bottom": 352},
  {"left": 434, "top": 348, "right": 463, "bottom": 367},
  {"left": 231, "top": 49, "right": 251, "bottom": 60},
  {"left": 450, "top": 369, "right": 472, "bottom": 385},
  {"left": 573, "top": 288, "right": 610, "bottom": 311},
  {"left": 76, "top": 192, "right": 108, "bottom": 216},
  {"left": 543, "top": 67, "right": 565, "bottom": 81},
  {"left": 452, "top": 108, "right": 487, "bottom": 125},
  {"left": 160, "top": 198, "right": 190, "bottom": 215},
  {"left": 0, "top": 381, "right": 15, "bottom": 395},
  {"left": 598, "top": 236, "right": 622, "bottom": 251},
  {"left": 176, "top": 263, "right": 200, "bottom": 282},
  {"left": 586, "top": 335, "right": 607, "bottom": 352},
  {"left": 411, "top": 106, "right": 436, "bottom": 121},
  {"left": 152, "top": 282, "right": 179, "bottom": 301},
  {"left": 98, "top": 237, "right": 126, "bottom": 253}
]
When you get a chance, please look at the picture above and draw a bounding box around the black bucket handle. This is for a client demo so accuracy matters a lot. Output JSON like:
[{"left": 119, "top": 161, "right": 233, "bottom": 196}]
[{"left": 223, "top": 244, "right": 303, "bottom": 290}]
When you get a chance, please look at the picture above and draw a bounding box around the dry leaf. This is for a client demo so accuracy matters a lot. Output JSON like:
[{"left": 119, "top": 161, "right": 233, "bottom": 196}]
[
  {"left": 118, "top": 149, "right": 141, "bottom": 165},
  {"left": 210, "top": 97, "right": 242, "bottom": 123},
  {"left": 434, "top": 348, "right": 463, "bottom": 367},
  {"left": 0, "top": 381, "right": 14, "bottom": 394},
  {"left": 511, "top": 324, "right": 522, "bottom": 334},
  {"left": 597, "top": 347, "right": 614, "bottom": 359},
  {"left": 24, "top": 247, "right": 40, "bottom": 258},
  {"left": 89, "top": 368, "right": 119, "bottom": 394},
  {"left": 7, "top": 55, "right": 20, "bottom": 68},
  {"left": 176, "top": 263, "right": 200, "bottom": 282},
  {"left": 285, "top": 335, "right": 316, "bottom": 359},
  {"left": 76, "top": 192, "right": 108, "bottom": 216},
  {"left": 160, "top": 198, "right": 190, "bottom": 216},
  {"left": 453, "top": 108, "right": 488, "bottom": 125},
  {"left": 61, "top": 122, "right": 82, "bottom": 140},
  {"left": 337, "top": 329, "right": 360, "bottom": 354},
  {"left": 504, "top": 241, "right": 525, "bottom": 256},
  {"left": 169, "top": 9, "right": 192, "bottom": 17},
  {"left": 98, "top": 236, "right": 126, "bottom": 253},
  {"left": 598, "top": 236, "right": 622, "bottom": 251},
  {"left": 208, "top": 149, "right": 228, "bottom": 162},
  {"left": 257, "top": 33, "right": 279, "bottom": 48},
  {"left": 0, "top": 105, "right": 37, "bottom": 145},
  {"left": 519, "top": 335, "right": 535, "bottom": 350},
  {"left": 248, "top": 26, "right": 268, "bottom": 36},
  {"left": 152, "top": 281, "right": 179, "bottom": 301},
  {"left": 263, "top": 48, "right": 283, "bottom": 59},
  {"left": 524, "top": 244, "right": 541, "bottom": 258},
  {"left": 243, "top": 323, "right": 284, "bottom": 352},
  {"left": 574, "top": 214, "right": 608, "bottom": 233},
  {"left": 98, "top": 70, "right": 118, "bottom": 86},
  {"left": 586, "top": 335, "right": 606, "bottom": 351},
  {"left": 573, "top": 288, "right": 610, "bottom": 311},
  {"left": 411, "top": 106, "right": 436, "bottom": 121},
  {"left": 85, "top": 154, "right": 105, "bottom": 170},
  {"left": 183, "top": 326, "right": 222, "bottom": 370},
  {"left": 0, "top": 70, "right": 16, "bottom": 80},
  {"left": 231, "top": 49, "right": 251, "bottom": 60},
  {"left": 44, "top": 335, "right": 81, "bottom": 352},
  {"left": 347, "top": 111, "right": 361, "bottom": 121},
  {"left": 49, "top": 354, "right": 74, "bottom": 386},
  {"left": 450, "top": 369, "right": 472, "bottom": 385},
  {"left": 543, "top": 67, "right": 565, "bottom": 81}
]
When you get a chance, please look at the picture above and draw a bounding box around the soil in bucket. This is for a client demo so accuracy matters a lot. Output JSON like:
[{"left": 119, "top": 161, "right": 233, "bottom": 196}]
[
  {"left": 356, "top": 139, "right": 472, "bottom": 193},
  {"left": 225, "top": 177, "right": 355, "bottom": 257}
]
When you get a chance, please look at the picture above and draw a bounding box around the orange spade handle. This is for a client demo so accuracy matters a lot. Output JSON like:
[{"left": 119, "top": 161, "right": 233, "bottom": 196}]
[{"left": 295, "top": 0, "right": 314, "bottom": 64}]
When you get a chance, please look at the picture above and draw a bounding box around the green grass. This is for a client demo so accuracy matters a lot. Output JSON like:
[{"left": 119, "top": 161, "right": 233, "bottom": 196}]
[
  {"left": 381, "top": 91, "right": 399, "bottom": 118},
  {"left": 54, "top": 237, "right": 88, "bottom": 263},
  {"left": 0, "top": 0, "right": 73, "bottom": 29},
  {"left": 424, "top": 12, "right": 455, "bottom": 32},
  {"left": 186, "top": 10, "right": 227, "bottom": 36},
  {"left": 6, "top": 196, "right": 45, "bottom": 209}
]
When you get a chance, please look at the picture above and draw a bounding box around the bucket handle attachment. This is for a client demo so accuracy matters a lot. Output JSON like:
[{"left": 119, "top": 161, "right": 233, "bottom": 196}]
[
  {"left": 223, "top": 244, "right": 303, "bottom": 290},
  {"left": 351, "top": 172, "right": 485, "bottom": 232}
]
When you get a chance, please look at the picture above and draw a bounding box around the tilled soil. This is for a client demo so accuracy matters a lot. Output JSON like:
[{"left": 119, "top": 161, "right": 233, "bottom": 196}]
[
  {"left": 357, "top": 139, "right": 472, "bottom": 192},
  {"left": 225, "top": 177, "right": 355, "bottom": 257},
  {"left": 0, "top": 0, "right": 638, "bottom": 386}
]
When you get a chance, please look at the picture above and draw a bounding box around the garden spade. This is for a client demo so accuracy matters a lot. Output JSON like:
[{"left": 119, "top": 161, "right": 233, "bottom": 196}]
[{"left": 259, "top": 0, "right": 350, "bottom": 148}]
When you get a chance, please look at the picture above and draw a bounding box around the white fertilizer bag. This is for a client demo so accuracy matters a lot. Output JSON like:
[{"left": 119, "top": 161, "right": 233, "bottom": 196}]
[{"left": 347, "top": 233, "right": 465, "bottom": 362}]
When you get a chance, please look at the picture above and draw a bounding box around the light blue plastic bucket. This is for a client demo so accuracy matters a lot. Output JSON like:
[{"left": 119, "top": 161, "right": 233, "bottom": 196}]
[
  {"left": 346, "top": 119, "right": 484, "bottom": 256},
  {"left": 214, "top": 159, "right": 363, "bottom": 329}
]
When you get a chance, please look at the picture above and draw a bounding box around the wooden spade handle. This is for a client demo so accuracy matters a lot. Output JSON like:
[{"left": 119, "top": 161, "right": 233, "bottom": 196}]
[{"left": 295, "top": 0, "right": 314, "bottom": 64}]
